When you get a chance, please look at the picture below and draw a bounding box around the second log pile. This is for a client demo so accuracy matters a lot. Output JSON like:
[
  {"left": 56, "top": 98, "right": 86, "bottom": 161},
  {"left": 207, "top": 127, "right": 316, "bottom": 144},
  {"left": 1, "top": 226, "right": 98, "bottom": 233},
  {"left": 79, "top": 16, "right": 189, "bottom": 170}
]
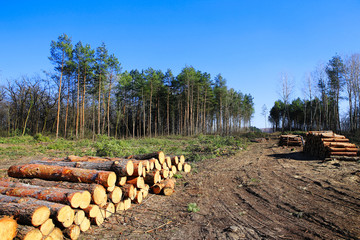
[
  {"left": 0, "top": 151, "right": 192, "bottom": 240},
  {"left": 279, "top": 134, "right": 303, "bottom": 146},
  {"left": 303, "top": 131, "right": 360, "bottom": 159}
]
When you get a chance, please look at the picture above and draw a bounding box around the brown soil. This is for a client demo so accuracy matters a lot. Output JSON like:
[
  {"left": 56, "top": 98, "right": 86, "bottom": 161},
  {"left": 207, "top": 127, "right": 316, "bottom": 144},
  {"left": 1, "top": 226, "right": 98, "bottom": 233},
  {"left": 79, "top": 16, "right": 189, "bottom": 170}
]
[{"left": 4, "top": 138, "right": 360, "bottom": 239}]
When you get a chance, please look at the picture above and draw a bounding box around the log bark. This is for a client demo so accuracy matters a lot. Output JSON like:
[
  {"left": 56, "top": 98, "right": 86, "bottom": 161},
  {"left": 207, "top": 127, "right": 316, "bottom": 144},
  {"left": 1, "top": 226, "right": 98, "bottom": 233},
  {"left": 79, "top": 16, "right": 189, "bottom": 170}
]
[
  {"left": 130, "top": 161, "right": 143, "bottom": 177},
  {"left": 0, "top": 201, "right": 49, "bottom": 227},
  {"left": 328, "top": 147, "right": 358, "bottom": 152},
  {"left": 16, "top": 225, "right": 42, "bottom": 240},
  {"left": 323, "top": 142, "right": 356, "bottom": 148},
  {"left": 329, "top": 151, "right": 358, "bottom": 156},
  {"left": 0, "top": 181, "right": 90, "bottom": 209},
  {"left": 0, "top": 195, "right": 74, "bottom": 227},
  {"left": 39, "top": 218, "right": 55, "bottom": 236},
  {"left": 8, "top": 164, "right": 117, "bottom": 188},
  {"left": 120, "top": 184, "right": 135, "bottom": 199},
  {"left": 0, "top": 216, "right": 17, "bottom": 240},
  {"left": 144, "top": 170, "right": 161, "bottom": 185}
]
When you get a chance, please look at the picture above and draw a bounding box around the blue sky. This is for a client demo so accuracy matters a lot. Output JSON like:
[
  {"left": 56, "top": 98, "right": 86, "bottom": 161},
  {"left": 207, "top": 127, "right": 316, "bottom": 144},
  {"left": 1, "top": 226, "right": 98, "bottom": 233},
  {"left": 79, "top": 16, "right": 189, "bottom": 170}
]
[{"left": 1, "top": 0, "right": 360, "bottom": 128}]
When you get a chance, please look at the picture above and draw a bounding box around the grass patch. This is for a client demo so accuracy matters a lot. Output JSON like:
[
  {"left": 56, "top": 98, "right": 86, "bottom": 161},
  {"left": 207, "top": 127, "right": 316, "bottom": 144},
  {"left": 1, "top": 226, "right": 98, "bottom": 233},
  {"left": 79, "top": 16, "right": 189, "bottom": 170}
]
[
  {"left": 187, "top": 203, "right": 200, "bottom": 213},
  {"left": 0, "top": 134, "right": 249, "bottom": 162}
]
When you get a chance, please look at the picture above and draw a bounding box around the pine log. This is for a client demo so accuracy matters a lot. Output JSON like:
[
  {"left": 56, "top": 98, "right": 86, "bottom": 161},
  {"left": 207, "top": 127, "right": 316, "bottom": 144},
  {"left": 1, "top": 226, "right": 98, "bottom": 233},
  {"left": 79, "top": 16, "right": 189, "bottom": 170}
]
[
  {"left": 133, "top": 190, "right": 143, "bottom": 204},
  {"left": 39, "top": 218, "right": 55, "bottom": 236},
  {"left": 329, "top": 151, "right": 358, "bottom": 156},
  {"left": 83, "top": 205, "right": 100, "bottom": 218},
  {"left": 64, "top": 225, "right": 80, "bottom": 240},
  {"left": 328, "top": 147, "right": 358, "bottom": 152},
  {"left": 142, "top": 167, "right": 147, "bottom": 178},
  {"left": 126, "top": 177, "right": 145, "bottom": 189},
  {"left": 91, "top": 210, "right": 104, "bottom": 226},
  {"left": 79, "top": 217, "right": 90, "bottom": 232},
  {"left": 108, "top": 186, "right": 122, "bottom": 204},
  {"left": 160, "top": 169, "right": 169, "bottom": 179},
  {"left": 8, "top": 164, "right": 117, "bottom": 188},
  {"left": 168, "top": 171, "right": 174, "bottom": 179},
  {"left": 152, "top": 179, "right": 175, "bottom": 196},
  {"left": 179, "top": 155, "right": 185, "bottom": 164},
  {"left": 130, "top": 188, "right": 137, "bottom": 200},
  {"left": 117, "top": 176, "right": 127, "bottom": 186},
  {"left": 144, "top": 170, "right": 160, "bottom": 185},
  {"left": 171, "top": 165, "right": 177, "bottom": 174},
  {"left": 183, "top": 163, "right": 191, "bottom": 173},
  {"left": 18, "top": 178, "right": 107, "bottom": 206},
  {"left": 323, "top": 142, "right": 356, "bottom": 148},
  {"left": 0, "top": 195, "right": 74, "bottom": 227},
  {"left": 125, "top": 151, "right": 165, "bottom": 164},
  {"left": 161, "top": 162, "right": 169, "bottom": 170},
  {"left": 115, "top": 201, "right": 125, "bottom": 213},
  {"left": 0, "top": 216, "right": 17, "bottom": 240},
  {"left": 131, "top": 161, "right": 143, "bottom": 177},
  {"left": 103, "top": 202, "right": 115, "bottom": 218},
  {"left": 322, "top": 138, "right": 349, "bottom": 142},
  {"left": 73, "top": 210, "right": 85, "bottom": 226},
  {"left": 120, "top": 184, "right": 135, "bottom": 199},
  {"left": 171, "top": 156, "right": 179, "bottom": 165},
  {"left": 123, "top": 198, "right": 132, "bottom": 210},
  {"left": 16, "top": 225, "right": 42, "bottom": 240},
  {"left": 165, "top": 156, "right": 172, "bottom": 168},
  {"left": 106, "top": 185, "right": 115, "bottom": 192},
  {"left": 141, "top": 160, "right": 150, "bottom": 171},
  {"left": 140, "top": 188, "right": 149, "bottom": 199},
  {"left": 177, "top": 162, "right": 183, "bottom": 171},
  {"left": 0, "top": 182, "right": 89, "bottom": 209},
  {"left": 44, "top": 227, "right": 63, "bottom": 240},
  {"left": 0, "top": 201, "right": 49, "bottom": 227}
]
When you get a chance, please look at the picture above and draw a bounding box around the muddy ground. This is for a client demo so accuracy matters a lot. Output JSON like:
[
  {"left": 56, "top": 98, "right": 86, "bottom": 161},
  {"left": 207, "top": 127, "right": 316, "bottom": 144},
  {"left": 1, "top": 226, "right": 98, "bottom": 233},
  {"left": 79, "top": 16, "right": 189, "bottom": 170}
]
[{"left": 77, "top": 137, "right": 360, "bottom": 240}]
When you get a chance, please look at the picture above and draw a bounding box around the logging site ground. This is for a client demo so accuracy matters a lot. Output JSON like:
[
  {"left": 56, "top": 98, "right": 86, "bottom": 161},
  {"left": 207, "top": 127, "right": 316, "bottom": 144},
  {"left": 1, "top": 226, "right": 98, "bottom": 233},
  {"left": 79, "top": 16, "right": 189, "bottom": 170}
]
[{"left": 0, "top": 133, "right": 359, "bottom": 239}]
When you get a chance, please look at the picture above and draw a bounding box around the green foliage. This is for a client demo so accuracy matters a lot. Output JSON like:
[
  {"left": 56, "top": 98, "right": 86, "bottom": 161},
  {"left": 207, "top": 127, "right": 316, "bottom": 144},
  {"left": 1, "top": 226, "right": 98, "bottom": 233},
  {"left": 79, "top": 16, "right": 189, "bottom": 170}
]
[
  {"left": 173, "top": 174, "right": 183, "bottom": 179},
  {"left": 187, "top": 203, "right": 200, "bottom": 213},
  {"left": 33, "top": 133, "right": 50, "bottom": 142}
]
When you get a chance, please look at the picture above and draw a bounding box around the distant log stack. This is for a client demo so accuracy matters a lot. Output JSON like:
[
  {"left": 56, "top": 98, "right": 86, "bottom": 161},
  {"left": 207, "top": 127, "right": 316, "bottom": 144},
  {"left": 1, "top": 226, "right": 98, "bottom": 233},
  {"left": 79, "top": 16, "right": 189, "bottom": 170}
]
[
  {"left": 0, "top": 151, "right": 192, "bottom": 239},
  {"left": 279, "top": 134, "right": 303, "bottom": 146},
  {"left": 304, "top": 131, "right": 360, "bottom": 160}
]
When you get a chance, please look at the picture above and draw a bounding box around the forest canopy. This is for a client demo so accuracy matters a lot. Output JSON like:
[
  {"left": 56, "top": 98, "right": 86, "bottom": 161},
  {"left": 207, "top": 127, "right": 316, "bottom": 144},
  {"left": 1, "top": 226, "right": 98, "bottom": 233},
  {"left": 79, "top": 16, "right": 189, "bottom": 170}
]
[{"left": 0, "top": 33, "right": 254, "bottom": 138}]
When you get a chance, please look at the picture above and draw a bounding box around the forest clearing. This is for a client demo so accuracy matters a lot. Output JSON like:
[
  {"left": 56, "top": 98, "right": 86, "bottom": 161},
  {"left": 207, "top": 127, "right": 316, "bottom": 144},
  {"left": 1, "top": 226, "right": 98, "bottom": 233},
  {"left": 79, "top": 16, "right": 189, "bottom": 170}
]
[{"left": 0, "top": 134, "right": 359, "bottom": 239}]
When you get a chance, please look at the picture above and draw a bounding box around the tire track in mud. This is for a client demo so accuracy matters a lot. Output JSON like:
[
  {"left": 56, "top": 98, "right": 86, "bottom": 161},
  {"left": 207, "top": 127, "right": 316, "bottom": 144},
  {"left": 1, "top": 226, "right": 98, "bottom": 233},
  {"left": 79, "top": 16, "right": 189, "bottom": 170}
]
[{"left": 228, "top": 140, "right": 360, "bottom": 239}]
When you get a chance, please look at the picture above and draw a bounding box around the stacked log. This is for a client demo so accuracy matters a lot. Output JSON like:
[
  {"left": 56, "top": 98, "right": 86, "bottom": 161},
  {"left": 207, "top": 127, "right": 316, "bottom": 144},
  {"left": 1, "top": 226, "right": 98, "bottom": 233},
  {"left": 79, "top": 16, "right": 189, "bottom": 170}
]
[
  {"left": 0, "top": 216, "right": 17, "bottom": 240},
  {"left": 304, "top": 131, "right": 360, "bottom": 159},
  {"left": 0, "top": 151, "right": 192, "bottom": 240},
  {"left": 279, "top": 134, "right": 303, "bottom": 146}
]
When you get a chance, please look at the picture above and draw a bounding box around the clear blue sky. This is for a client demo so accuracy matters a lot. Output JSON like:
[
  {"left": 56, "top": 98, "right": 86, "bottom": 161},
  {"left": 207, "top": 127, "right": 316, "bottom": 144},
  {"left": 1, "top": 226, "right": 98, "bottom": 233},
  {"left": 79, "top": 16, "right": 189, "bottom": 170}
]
[{"left": 1, "top": 0, "right": 360, "bottom": 128}]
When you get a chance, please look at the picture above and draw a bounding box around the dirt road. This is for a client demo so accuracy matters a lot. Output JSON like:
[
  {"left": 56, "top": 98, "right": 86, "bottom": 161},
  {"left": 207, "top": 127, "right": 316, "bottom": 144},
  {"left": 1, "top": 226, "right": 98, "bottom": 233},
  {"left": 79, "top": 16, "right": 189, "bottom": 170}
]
[{"left": 82, "top": 138, "right": 360, "bottom": 239}]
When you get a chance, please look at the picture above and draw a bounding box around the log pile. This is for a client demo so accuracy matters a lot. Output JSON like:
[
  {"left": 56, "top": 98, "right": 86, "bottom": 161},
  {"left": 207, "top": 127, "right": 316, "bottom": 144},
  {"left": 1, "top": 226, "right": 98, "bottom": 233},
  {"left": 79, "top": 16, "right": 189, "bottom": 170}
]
[
  {"left": 0, "top": 151, "right": 191, "bottom": 239},
  {"left": 304, "top": 131, "right": 360, "bottom": 160},
  {"left": 279, "top": 134, "right": 303, "bottom": 146}
]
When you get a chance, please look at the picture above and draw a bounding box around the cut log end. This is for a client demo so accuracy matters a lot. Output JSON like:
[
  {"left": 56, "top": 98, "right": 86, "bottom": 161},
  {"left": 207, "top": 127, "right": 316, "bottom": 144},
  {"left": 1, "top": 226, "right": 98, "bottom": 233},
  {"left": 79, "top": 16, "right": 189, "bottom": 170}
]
[
  {"left": 64, "top": 225, "right": 81, "bottom": 240},
  {"left": 104, "top": 202, "right": 115, "bottom": 218},
  {"left": 45, "top": 227, "right": 63, "bottom": 240},
  {"left": 93, "top": 185, "right": 107, "bottom": 206},
  {"left": 74, "top": 210, "right": 85, "bottom": 226},
  {"left": 80, "top": 217, "right": 91, "bottom": 232},
  {"left": 32, "top": 206, "right": 51, "bottom": 227},
  {"left": 183, "top": 163, "right": 191, "bottom": 173},
  {"left": 39, "top": 218, "right": 55, "bottom": 236},
  {"left": 109, "top": 186, "right": 122, "bottom": 204},
  {"left": 17, "top": 226, "right": 43, "bottom": 240},
  {"left": 57, "top": 205, "right": 74, "bottom": 224},
  {"left": 0, "top": 216, "right": 17, "bottom": 240},
  {"left": 84, "top": 204, "right": 100, "bottom": 218}
]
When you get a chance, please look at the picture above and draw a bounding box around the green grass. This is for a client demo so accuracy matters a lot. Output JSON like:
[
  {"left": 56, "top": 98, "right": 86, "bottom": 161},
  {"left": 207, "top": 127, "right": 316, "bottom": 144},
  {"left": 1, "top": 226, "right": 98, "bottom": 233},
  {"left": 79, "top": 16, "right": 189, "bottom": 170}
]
[
  {"left": 187, "top": 203, "right": 200, "bottom": 213},
  {"left": 0, "top": 134, "right": 250, "bottom": 161}
]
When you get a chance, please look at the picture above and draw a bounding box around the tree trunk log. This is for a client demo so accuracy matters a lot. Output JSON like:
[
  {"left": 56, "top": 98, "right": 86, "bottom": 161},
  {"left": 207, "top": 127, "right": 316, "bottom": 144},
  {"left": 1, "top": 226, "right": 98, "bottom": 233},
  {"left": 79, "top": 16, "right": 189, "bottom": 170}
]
[
  {"left": 0, "top": 181, "right": 90, "bottom": 209},
  {"left": 126, "top": 177, "right": 145, "bottom": 189},
  {"left": 16, "top": 225, "right": 42, "bottom": 240},
  {"left": 0, "top": 195, "right": 74, "bottom": 228},
  {"left": 8, "top": 164, "right": 117, "bottom": 188},
  {"left": 120, "top": 184, "right": 135, "bottom": 199},
  {"left": 108, "top": 186, "right": 122, "bottom": 204},
  {"left": 151, "top": 179, "right": 175, "bottom": 196},
  {"left": 0, "top": 201, "right": 49, "bottom": 227},
  {"left": 39, "top": 218, "right": 55, "bottom": 236},
  {"left": 44, "top": 227, "right": 63, "bottom": 240},
  {"left": 79, "top": 217, "right": 90, "bottom": 232},
  {"left": 63, "top": 224, "right": 80, "bottom": 240},
  {"left": 144, "top": 170, "right": 161, "bottom": 185}
]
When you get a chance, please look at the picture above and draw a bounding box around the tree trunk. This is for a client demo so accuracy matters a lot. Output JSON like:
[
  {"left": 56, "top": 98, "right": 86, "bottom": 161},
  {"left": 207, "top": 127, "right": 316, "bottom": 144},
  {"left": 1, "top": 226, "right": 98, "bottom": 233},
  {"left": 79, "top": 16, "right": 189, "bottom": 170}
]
[
  {"left": 151, "top": 178, "right": 175, "bottom": 196},
  {"left": 16, "top": 225, "right": 42, "bottom": 240},
  {"left": 0, "top": 182, "right": 90, "bottom": 209},
  {"left": 56, "top": 55, "right": 64, "bottom": 139},
  {"left": 8, "top": 164, "right": 116, "bottom": 188},
  {"left": 0, "top": 202, "right": 49, "bottom": 227}
]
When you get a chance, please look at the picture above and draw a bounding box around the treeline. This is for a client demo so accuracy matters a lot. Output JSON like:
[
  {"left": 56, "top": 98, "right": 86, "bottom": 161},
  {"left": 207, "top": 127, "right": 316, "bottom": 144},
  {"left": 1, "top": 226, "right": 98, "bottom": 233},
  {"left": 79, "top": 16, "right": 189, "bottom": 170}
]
[
  {"left": 0, "top": 34, "right": 254, "bottom": 138},
  {"left": 269, "top": 54, "right": 360, "bottom": 132}
]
